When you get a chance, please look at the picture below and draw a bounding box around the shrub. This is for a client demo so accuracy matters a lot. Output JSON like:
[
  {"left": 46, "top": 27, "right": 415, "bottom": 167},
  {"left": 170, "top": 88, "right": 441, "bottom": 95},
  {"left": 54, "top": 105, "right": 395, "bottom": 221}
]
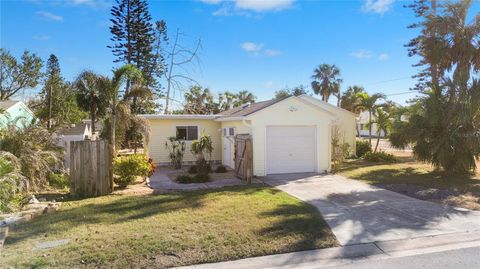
[
  {"left": 165, "top": 137, "right": 186, "bottom": 169},
  {"left": 0, "top": 152, "right": 28, "bottom": 213},
  {"left": 188, "top": 165, "right": 198, "bottom": 174},
  {"left": 148, "top": 158, "right": 156, "bottom": 176},
  {"left": 0, "top": 124, "right": 64, "bottom": 191},
  {"left": 175, "top": 174, "right": 210, "bottom": 184},
  {"left": 48, "top": 172, "right": 69, "bottom": 189},
  {"left": 363, "top": 151, "right": 398, "bottom": 163},
  {"left": 175, "top": 174, "right": 194, "bottom": 183},
  {"left": 190, "top": 132, "right": 214, "bottom": 177},
  {"left": 193, "top": 173, "right": 210, "bottom": 183},
  {"left": 114, "top": 154, "right": 151, "bottom": 188},
  {"left": 356, "top": 140, "right": 372, "bottom": 158},
  {"left": 215, "top": 165, "right": 227, "bottom": 173}
]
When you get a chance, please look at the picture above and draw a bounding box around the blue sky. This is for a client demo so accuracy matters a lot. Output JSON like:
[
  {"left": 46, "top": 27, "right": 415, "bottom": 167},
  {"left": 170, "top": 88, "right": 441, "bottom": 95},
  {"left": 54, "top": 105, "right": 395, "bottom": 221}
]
[{"left": 2, "top": 0, "right": 479, "bottom": 107}]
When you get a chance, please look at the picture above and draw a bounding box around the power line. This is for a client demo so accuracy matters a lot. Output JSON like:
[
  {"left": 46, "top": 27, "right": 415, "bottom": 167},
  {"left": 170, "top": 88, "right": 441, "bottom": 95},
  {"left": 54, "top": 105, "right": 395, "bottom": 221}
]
[{"left": 365, "top": 76, "right": 412, "bottom": 86}]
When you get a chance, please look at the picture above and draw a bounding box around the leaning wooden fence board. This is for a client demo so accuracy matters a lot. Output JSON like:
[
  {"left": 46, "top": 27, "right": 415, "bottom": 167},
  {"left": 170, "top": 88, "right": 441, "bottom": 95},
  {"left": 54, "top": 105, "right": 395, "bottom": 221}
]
[
  {"left": 234, "top": 134, "right": 253, "bottom": 183},
  {"left": 70, "top": 140, "right": 113, "bottom": 197}
]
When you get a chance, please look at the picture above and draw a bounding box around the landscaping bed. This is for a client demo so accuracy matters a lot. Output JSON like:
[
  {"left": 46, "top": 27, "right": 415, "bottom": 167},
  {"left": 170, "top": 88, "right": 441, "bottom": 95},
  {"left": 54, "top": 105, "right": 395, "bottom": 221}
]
[
  {"left": 0, "top": 185, "right": 338, "bottom": 268},
  {"left": 335, "top": 158, "right": 480, "bottom": 210}
]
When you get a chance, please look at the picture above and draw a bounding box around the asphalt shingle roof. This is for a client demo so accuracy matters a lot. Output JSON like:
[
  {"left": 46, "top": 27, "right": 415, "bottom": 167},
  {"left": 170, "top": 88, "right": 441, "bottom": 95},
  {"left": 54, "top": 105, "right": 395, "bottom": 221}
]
[
  {"left": 216, "top": 98, "right": 285, "bottom": 118},
  {"left": 0, "top": 100, "right": 19, "bottom": 110}
]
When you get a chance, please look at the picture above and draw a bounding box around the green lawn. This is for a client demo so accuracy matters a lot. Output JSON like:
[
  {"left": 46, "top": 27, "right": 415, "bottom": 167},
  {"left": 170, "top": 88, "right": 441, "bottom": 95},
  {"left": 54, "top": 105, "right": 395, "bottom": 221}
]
[
  {"left": 1, "top": 185, "right": 337, "bottom": 269},
  {"left": 336, "top": 159, "right": 480, "bottom": 191},
  {"left": 335, "top": 158, "right": 480, "bottom": 209}
]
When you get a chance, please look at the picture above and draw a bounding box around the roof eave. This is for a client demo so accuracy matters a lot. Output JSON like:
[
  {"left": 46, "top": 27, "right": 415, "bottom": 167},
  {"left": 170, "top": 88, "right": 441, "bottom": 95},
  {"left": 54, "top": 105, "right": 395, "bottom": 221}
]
[{"left": 214, "top": 116, "right": 246, "bottom": 122}]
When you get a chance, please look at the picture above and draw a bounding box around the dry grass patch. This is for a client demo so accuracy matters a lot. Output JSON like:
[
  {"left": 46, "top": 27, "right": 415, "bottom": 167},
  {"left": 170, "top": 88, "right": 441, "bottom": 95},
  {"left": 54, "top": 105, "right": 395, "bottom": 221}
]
[{"left": 1, "top": 185, "right": 337, "bottom": 269}]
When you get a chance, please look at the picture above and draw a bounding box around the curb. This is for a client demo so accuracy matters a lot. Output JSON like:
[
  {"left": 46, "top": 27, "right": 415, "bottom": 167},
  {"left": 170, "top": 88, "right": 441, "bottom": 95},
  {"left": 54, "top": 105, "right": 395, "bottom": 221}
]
[{"left": 177, "top": 230, "right": 480, "bottom": 269}]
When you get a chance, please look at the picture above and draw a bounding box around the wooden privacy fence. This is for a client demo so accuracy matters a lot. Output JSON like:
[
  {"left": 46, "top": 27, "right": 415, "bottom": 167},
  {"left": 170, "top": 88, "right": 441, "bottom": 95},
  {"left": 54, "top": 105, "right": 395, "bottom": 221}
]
[
  {"left": 70, "top": 140, "right": 113, "bottom": 198},
  {"left": 234, "top": 134, "right": 253, "bottom": 183}
]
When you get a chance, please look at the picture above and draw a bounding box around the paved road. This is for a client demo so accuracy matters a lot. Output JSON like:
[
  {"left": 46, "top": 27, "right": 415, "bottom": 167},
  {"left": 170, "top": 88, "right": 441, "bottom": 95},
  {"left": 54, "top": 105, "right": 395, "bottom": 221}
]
[
  {"left": 262, "top": 173, "right": 480, "bottom": 245},
  {"left": 322, "top": 246, "right": 480, "bottom": 269}
]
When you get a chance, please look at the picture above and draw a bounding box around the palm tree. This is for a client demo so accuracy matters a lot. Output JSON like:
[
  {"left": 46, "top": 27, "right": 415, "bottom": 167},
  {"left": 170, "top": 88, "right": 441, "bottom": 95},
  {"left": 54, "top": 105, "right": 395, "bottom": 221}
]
[
  {"left": 372, "top": 108, "right": 393, "bottom": 152},
  {"left": 107, "top": 65, "right": 144, "bottom": 152},
  {"left": 235, "top": 90, "right": 256, "bottom": 107},
  {"left": 74, "top": 71, "right": 109, "bottom": 134},
  {"left": 311, "top": 64, "right": 342, "bottom": 103},
  {"left": 340, "top": 86, "right": 366, "bottom": 137},
  {"left": 355, "top": 93, "right": 386, "bottom": 145}
]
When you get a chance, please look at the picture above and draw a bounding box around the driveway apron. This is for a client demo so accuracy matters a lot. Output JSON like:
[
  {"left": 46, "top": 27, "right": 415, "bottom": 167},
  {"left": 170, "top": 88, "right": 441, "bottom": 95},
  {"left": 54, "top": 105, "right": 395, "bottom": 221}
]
[{"left": 262, "top": 173, "right": 480, "bottom": 245}]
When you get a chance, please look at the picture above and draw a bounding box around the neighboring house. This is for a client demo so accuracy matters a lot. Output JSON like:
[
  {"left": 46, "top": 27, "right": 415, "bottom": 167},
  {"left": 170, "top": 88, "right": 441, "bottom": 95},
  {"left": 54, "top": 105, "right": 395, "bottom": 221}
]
[
  {"left": 141, "top": 94, "right": 357, "bottom": 176},
  {"left": 357, "top": 111, "right": 386, "bottom": 138},
  {"left": 57, "top": 123, "right": 92, "bottom": 169},
  {"left": 0, "top": 100, "right": 36, "bottom": 129}
]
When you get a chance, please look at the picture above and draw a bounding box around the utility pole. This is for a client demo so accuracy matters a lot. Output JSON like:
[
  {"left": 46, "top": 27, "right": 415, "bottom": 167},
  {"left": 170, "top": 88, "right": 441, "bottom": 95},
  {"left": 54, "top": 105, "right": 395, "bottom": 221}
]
[{"left": 47, "top": 85, "right": 52, "bottom": 129}]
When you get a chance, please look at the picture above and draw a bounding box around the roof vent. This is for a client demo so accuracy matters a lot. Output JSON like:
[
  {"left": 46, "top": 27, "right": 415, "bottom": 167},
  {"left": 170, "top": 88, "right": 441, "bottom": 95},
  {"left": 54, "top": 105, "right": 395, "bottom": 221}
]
[
  {"left": 241, "top": 103, "right": 250, "bottom": 109},
  {"left": 70, "top": 124, "right": 76, "bottom": 128}
]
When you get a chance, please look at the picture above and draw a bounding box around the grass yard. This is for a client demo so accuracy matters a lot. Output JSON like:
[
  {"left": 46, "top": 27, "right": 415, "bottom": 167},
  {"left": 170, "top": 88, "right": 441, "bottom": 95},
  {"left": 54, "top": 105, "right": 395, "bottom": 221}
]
[
  {"left": 1, "top": 185, "right": 337, "bottom": 269},
  {"left": 335, "top": 158, "right": 480, "bottom": 210}
]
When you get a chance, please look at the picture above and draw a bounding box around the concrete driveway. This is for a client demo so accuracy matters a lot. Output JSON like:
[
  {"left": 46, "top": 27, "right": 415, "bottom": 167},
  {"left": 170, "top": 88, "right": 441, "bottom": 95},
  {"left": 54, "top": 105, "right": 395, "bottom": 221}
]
[{"left": 262, "top": 173, "right": 480, "bottom": 246}]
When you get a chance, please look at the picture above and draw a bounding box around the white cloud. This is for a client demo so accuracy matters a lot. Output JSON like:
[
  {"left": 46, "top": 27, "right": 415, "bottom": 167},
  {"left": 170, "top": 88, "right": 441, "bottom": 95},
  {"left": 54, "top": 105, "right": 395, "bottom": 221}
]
[
  {"left": 264, "top": 49, "right": 282, "bottom": 57},
  {"left": 350, "top": 50, "right": 373, "bottom": 59},
  {"left": 235, "top": 0, "right": 294, "bottom": 12},
  {"left": 241, "top": 42, "right": 264, "bottom": 52},
  {"left": 36, "top": 11, "right": 63, "bottom": 21},
  {"left": 362, "top": 0, "right": 395, "bottom": 14},
  {"left": 33, "top": 35, "right": 50, "bottom": 41},
  {"left": 200, "top": 0, "right": 223, "bottom": 4},
  {"left": 378, "top": 53, "right": 390, "bottom": 61},
  {"left": 241, "top": 42, "right": 282, "bottom": 57},
  {"left": 204, "top": 0, "right": 294, "bottom": 16},
  {"left": 265, "top": 81, "right": 274, "bottom": 88},
  {"left": 213, "top": 6, "right": 232, "bottom": 16}
]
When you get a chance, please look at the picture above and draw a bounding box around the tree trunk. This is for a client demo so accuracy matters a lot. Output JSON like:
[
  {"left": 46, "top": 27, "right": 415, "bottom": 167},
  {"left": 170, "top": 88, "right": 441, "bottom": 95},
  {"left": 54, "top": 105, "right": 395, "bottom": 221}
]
[
  {"left": 375, "top": 135, "right": 380, "bottom": 152},
  {"left": 368, "top": 110, "right": 373, "bottom": 146},
  {"left": 110, "top": 101, "right": 116, "bottom": 153}
]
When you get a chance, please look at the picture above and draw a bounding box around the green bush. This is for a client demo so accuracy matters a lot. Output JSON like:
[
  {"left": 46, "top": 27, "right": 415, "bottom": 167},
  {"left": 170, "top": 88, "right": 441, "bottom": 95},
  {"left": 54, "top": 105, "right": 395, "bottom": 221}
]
[
  {"left": 188, "top": 165, "right": 198, "bottom": 174},
  {"left": 48, "top": 173, "right": 69, "bottom": 189},
  {"left": 0, "top": 152, "right": 28, "bottom": 213},
  {"left": 193, "top": 173, "right": 210, "bottom": 182},
  {"left": 175, "top": 173, "right": 210, "bottom": 184},
  {"left": 215, "top": 165, "right": 227, "bottom": 173},
  {"left": 356, "top": 140, "right": 372, "bottom": 158},
  {"left": 114, "top": 154, "right": 151, "bottom": 188},
  {"left": 363, "top": 151, "right": 398, "bottom": 163}
]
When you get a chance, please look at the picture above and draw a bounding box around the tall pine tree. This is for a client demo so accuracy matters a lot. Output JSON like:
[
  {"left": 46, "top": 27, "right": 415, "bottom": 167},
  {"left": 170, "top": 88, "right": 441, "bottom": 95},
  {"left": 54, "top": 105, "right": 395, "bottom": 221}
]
[
  {"left": 37, "top": 54, "right": 86, "bottom": 128},
  {"left": 109, "top": 0, "right": 160, "bottom": 113}
]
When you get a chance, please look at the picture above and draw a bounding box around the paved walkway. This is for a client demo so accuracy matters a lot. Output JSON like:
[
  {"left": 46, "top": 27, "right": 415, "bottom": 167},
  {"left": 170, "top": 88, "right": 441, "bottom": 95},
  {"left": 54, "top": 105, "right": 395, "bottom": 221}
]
[
  {"left": 148, "top": 168, "right": 261, "bottom": 190},
  {"left": 262, "top": 173, "right": 480, "bottom": 245}
]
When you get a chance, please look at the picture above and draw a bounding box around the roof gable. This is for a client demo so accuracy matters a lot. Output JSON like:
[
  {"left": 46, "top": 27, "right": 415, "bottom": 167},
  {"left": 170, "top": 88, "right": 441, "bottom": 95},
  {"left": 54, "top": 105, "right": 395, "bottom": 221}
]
[{"left": 298, "top": 94, "right": 358, "bottom": 118}]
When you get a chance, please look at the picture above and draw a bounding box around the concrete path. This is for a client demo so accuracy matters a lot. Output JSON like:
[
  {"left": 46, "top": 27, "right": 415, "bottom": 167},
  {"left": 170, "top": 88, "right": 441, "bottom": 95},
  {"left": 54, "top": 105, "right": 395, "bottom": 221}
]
[
  {"left": 262, "top": 173, "right": 480, "bottom": 245},
  {"left": 148, "top": 168, "right": 261, "bottom": 190}
]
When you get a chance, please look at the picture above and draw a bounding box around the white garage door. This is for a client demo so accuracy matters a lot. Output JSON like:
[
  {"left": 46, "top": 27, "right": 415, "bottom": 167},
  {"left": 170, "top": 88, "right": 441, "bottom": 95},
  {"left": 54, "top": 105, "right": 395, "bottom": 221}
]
[{"left": 266, "top": 126, "right": 316, "bottom": 174}]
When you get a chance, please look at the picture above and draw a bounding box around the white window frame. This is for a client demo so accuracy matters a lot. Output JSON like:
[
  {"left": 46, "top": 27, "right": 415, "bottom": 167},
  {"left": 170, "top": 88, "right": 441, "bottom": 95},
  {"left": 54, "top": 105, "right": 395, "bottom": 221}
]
[
  {"left": 223, "top": 127, "right": 236, "bottom": 137},
  {"left": 175, "top": 125, "right": 199, "bottom": 141}
]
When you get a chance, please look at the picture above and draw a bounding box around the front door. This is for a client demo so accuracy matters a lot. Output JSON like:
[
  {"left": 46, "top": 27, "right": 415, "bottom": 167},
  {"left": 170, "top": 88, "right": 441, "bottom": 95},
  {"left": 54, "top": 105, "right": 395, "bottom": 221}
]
[{"left": 223, "top": 137, "right": 232, "bottom": 168}]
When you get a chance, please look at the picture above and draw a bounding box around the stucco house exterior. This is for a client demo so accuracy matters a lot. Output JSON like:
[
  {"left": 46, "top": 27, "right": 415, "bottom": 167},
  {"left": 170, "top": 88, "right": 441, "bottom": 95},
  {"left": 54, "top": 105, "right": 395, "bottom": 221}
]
[
  {"left": 141, "top": 95, "right": 357, "bottom": 177},
  {"left": 57, "top": 122, "right": 92, "bottom": 169},
  {"left": 357, "top": 111, "right": 385, "bottom": 138},
  {"left": 0, "top": 100, "right": 36, "bottom": 129}
]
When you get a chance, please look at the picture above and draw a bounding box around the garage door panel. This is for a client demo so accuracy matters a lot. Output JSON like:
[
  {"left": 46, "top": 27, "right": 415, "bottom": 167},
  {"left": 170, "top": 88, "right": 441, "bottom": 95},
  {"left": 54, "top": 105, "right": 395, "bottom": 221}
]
[{"left": 266, "top": 126, "right": 316, "bottom": 174}]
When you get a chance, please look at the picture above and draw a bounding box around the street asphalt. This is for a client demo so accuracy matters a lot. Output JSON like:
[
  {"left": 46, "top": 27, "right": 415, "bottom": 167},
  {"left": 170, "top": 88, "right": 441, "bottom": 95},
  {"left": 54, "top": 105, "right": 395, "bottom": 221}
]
[{"left": 321, "top": 246, "right": 480, "bottom": 269}]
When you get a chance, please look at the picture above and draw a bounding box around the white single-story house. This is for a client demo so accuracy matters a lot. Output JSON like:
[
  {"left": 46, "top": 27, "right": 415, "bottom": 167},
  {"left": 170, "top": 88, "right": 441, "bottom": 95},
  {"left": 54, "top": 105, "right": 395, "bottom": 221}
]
[
  {"left": 57, "top": 123, "right": 92, "bottom": 169},
  {"left": 141, "top": 94, "right": 357, "bottom": 177}
]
